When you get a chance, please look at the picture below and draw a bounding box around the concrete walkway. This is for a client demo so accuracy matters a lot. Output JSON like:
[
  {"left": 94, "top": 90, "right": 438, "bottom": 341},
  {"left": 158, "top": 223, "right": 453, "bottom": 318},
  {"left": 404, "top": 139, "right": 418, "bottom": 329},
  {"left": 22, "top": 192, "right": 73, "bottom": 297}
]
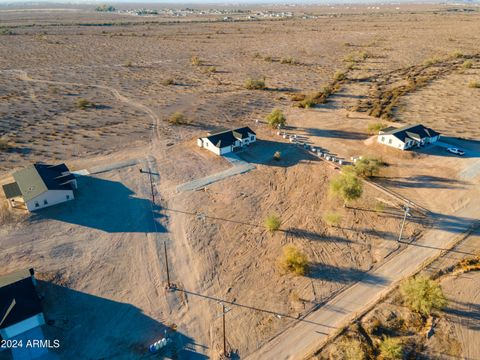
[
  {"left": 246, "top": 205, "right": 480, "bottom": 360},
  {"left": 176, "top": 153, "right": 255, "bottom": 192}
]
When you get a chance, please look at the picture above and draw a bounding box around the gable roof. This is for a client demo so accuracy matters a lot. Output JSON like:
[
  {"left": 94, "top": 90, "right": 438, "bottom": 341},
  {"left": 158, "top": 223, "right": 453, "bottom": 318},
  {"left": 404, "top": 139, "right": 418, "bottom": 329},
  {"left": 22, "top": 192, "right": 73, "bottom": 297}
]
[
  {"left": 203, "top": 127, "right": 256, "bottom": 148},
  {"left": 11, "top": 163, "right": 73, "bottom": 202},
  {"left": 382, "top": 124, "right": 440, "bottom": 143},
  {"left": 0, "top": 269, "right": 42, "bottom": 331}
]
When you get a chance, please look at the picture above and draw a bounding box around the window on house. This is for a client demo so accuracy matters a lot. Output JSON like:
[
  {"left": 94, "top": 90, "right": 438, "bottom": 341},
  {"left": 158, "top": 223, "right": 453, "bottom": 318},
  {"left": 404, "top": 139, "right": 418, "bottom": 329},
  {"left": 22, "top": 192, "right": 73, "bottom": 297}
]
[
  {"left": 43, "top": 199, "right": 48, "bottom": 205},
  {"left": 35, "top": 201, "right": 39, "bottom": 207},
  {"left": 66, "top": 195, "right": 70, "bottom": 200},
  {"left": 388, "top": 139, "right": 392, "bottom": 144},
  {"left": 381, "top": 136, "right": 385, "bottom": 142}
]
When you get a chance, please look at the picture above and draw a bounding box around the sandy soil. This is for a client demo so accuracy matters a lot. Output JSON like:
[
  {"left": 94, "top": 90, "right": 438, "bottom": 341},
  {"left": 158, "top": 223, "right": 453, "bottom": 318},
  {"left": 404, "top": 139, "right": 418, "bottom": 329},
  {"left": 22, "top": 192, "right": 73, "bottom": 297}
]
[{"left": 1, "top": 4, "right": 480, "bottom": 359}]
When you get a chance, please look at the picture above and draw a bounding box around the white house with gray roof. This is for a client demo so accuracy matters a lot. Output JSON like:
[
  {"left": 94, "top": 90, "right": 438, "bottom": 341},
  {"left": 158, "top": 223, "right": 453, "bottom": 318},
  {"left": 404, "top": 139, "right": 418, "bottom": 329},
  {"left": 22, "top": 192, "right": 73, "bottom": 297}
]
[
  {"left": 377, "top": 124, "right": 440, "bottom": 150},
  {"left": 2, "top": 163, "right": 76, "bottom": 211},
  {"left": 197, "top": 127, "right": 256, "bottom": 155}
]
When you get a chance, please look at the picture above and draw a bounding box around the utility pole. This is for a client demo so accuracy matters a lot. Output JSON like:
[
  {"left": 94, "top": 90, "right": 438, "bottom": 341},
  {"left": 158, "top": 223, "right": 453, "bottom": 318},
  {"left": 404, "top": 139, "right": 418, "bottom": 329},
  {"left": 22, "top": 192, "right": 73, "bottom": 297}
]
[
  {"left": 398, "top": 205, "right": 410, "bottom": 243},
  {"left": 218, "top": 302, "right": 231, "bottom": 358},
  {"left": 164, "top": 241, "right": 171, "bottom": 289}
]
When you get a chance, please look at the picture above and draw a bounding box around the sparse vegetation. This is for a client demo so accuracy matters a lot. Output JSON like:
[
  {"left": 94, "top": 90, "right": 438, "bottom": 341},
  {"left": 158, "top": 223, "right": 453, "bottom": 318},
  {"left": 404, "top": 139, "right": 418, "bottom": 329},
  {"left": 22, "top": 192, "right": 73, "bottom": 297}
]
[
  {"left": 449, "top": 50, "right": 463, "bottom": 59},
  {"left": 191, "top": 56, "right": 202, "bottom": 66},
  {"left": 400, "top": 276, "right": 447, "bottom": 316},
  {"left": 352, "top": 156, "right": 385, "bottom": 178},
  {"left": 123, "top": 60, "right": 133, "bottom": 67},
  {"left": 0, "top": 137, "right": 11, "bottom": 151},
  {"left": 323, "top": 212, "right": 342, "bottom": 226},
  {"left": 95, "top": 4, "right": 116, "bottom": 12},
  {"left": 279, "top": 245, "right": 308, "bottom": 276},
  {"left": 75, "top": 98, "right": 95, "bottom": 110},
  {"left": 168, "top": 111, "right": 188, "bottom": 125},
  {"left": 379, "top": 336, "right": 403, "bottom": 360},
  {"left": 468, "top": 80, "right": 480, "bottom": 88},
  {"left": 367, "top": 122, "right": 388, "bottom": 135},
  {"left": 374, "top": 201, "right": 385, "bottom": 213},
  {"left": 337, "top": 339, "right": 366, "bottom": 360},
  {"left": 280, "top": 57, "right": 297, "bottom": 65},
  {"left": 462, "top": 60, "right": 473, "bottom": 69},
  {"left": 330, "top": 173, "right": 363, "bottom": 204},
  {"left": 423, "top": 56, "right": 441, "bottom": 66},
  {"left": 245, "top": 78, "right": 266, "bottom": 90},
  {"left": 334, "top": 71, "right": 347, "bottom": 81},
  {"left": 0, "top": 28, "right": 15, "bottom": 35},
  {"left": 273, "top": 151, "right": 281, "bottom": 161},
  {"left": 207, "top": 66, "right": 217, "bottom": 73},
  {"left": 162, "top": 78, "right": 175, "bottom": 86},
  {"left": 265, "top": 109, "right": 286, "bottom": 129},
  {"left": 264, "top": 214, "right": 281, "bottom": 232}
]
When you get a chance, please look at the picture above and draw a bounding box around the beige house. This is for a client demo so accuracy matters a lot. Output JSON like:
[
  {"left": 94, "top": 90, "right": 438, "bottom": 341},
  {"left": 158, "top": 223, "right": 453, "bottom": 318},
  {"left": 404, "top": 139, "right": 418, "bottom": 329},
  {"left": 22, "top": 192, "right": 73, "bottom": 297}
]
[{"left": 2, "top": 163, "right": 77, "bottom": 211}]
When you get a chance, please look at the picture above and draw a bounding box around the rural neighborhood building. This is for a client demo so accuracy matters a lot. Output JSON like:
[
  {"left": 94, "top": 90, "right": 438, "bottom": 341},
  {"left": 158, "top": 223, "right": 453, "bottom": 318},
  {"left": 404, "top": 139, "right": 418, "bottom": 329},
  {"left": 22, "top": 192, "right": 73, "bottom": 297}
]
[
  {"left": 0, "top": 268, "right": 45, "bottom": 341},
  {"left": 377, "top": 124, "right": 440, "bottom": 150},
  {"left": 197, "top": 127, "right": 256, "bottom": 155},
  {"left": 2, "top": 163, "right": 77, "bottom": 211}
]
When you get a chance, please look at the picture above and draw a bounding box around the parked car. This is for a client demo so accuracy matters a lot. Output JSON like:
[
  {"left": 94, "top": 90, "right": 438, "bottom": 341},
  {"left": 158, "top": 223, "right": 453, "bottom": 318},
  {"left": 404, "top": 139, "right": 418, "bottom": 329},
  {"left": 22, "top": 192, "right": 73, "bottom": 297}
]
[{"left": 447, "top": 147, "right": 465, "bottom": 156}]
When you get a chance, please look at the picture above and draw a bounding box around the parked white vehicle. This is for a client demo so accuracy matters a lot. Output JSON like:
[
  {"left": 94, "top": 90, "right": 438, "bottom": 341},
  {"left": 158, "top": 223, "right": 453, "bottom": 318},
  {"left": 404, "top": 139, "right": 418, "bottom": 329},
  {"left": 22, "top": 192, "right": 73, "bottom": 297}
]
[{"left": 447, "top": 147, "right": 465, "bottom": 156}]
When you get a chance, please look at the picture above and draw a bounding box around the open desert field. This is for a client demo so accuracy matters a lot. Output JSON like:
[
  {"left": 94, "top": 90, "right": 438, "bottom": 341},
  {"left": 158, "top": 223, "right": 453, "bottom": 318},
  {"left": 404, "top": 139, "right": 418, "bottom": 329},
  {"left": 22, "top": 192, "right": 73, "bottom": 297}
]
[{"left": 1, "top": 3, "right": 480, "bottom": 360}]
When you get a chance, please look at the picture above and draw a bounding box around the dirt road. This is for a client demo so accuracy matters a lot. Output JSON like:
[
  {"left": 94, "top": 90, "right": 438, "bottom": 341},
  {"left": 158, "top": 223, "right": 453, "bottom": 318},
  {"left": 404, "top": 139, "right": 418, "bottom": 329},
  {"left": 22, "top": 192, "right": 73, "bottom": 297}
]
[{"left": 246, "top": 193, "right": 480, "bottom": 360}]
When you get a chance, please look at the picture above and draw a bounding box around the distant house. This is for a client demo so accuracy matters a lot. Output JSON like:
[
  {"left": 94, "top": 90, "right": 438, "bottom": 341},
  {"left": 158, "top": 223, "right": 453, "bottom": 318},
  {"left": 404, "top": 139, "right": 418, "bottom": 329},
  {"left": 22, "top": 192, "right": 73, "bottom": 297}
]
[
  {"left": 0, "top": 268, "right": 45, "bottom": 341},
  {"left": 377, "top": 124, "right": 440, "bottom": 150},
  {"left": 197, "top": 127, "right": 256, "bottom": 155},
  {"left": 2, "top": 163, "right": 77, "bottom": 211}
]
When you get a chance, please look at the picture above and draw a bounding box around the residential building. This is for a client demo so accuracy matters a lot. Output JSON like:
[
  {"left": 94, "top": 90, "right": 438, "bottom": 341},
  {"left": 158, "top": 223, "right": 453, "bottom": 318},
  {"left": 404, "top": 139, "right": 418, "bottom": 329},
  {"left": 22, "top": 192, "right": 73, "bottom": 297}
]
[
  {"left": 377, "top": 124, "right": 440, "bottom": 150},
  {"left": 197, "top": 127, "right": 256, "bottom": 155}
]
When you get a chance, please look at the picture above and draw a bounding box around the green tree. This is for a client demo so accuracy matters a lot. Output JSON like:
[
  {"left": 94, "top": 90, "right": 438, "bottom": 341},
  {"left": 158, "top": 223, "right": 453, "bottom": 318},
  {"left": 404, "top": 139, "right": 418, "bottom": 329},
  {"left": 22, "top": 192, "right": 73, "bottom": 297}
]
[
  {"left": 400, "top": 276, "right": 447, "bottom": 316},
  {"left": 264, "top": 214, "right": 281, "bottom": 232},
  {"left": 265, "top": 109, "right": 286, "bottom": 129},
  {"left": 279, "top": 245, "right": 308, "bottom": 276},
  {"left": 353, "top": 156, "right": 384, "bottom": 178},
  {"left": 330, "top": 173, "right": 363, "bottom": 204},
  {"left": 379, "top": 336, "right": 403, "bottom": 360}
]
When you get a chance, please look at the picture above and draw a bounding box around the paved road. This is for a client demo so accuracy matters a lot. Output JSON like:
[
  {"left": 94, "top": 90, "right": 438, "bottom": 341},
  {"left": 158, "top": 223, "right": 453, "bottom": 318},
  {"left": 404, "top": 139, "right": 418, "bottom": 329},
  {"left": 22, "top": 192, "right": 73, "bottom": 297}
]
[
  {"left": 176, "top": 153, "right": 255, "bottom": 192},
  {"left": 246, "top": 206, "right": 480, "bottom": 360}
]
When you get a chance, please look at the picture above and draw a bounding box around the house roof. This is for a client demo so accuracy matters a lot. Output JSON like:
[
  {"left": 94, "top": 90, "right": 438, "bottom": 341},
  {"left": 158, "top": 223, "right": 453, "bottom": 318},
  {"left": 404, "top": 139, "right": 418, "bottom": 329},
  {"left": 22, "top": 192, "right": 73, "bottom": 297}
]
[
  {"left": 203, "top": 127, "right": 256, "bottom": 148},
  {"left": 10, "top": 163, "right": 73, "bottom": 202},
  {"left": 381, "top": 124, "right": 440, "bottom": 143},
  {"left": 0, "top": 268, "right": 42, "bottom": 331},
  {"left": 2, "top": 182, "right": 22, "bottom": 199}
]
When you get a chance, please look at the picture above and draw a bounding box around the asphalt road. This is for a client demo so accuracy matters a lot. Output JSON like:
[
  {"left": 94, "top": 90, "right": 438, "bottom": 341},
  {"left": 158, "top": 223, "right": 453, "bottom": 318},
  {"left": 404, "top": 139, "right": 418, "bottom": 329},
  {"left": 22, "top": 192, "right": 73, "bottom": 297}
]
[{"left": 246, "top": 205, "right": 480, "bottom": 360}]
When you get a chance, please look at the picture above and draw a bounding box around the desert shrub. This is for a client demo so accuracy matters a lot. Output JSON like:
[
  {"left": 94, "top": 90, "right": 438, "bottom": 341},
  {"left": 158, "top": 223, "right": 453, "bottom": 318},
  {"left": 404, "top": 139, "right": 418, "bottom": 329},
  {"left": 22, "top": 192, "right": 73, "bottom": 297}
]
[
  {"left": 75, "top": 98, "right": 95, "bottom": 110},
  {"left": 337, "top": 339, "right": 366, "bottom": 360},
  {"left": 245, "top": 78, "right": 266, "bottom": 90},
  {"left": 273, "top": 151, "right": 281, "bottom": 161},
  {"left": 263, "top": 56, "right": 273, "bottom": 62},
  {"left": 330, "top": 173, "right": 363, "bottom": 204},
  {"left": 162, "top": 78, "right": 175, "bottom": 85},
  {"left": 462, "top": 60, "right": 473, "bottom": 69},
  {"left": 207, "top": 66, "right": 217, "bottom": 73},
  {"left": 423, "top": 56, "right": 441, "bottom": 66},
  {"left": 123, "top": 60, "right": 133, "bottom": 67},
  {"left": 279, "top": 245, "right": 308, "bottom": 276},
  {"left": 449, "top": 50, "right": 463, "bottom": 59},
  {"left": 379, "top": 337, "right": 403, "bottom": 360},
  {"left": 264, "top": 214, "right": 281, "bottom": 232},
  {"left": 367, "top": 122, "right": 388, "bottom": 135},
  {"left": 0, "top": 28, "right": 15, "bottom": 35},
  {"left": 334, "top": 71, "right": 347, "bottom": 81},
  {"left": 280, "top": 57, "right": 297, "bottom": 65},
  {"left": 468, "top": 81, "right": 480, "bottom": 88},
  {"left": 265, "top": 109, "right": 286, "bottom": 129},
  {"left": 298, "top": 96, "right": 315, "bottom": 108},
  {"left": 0, "top": 137, "right": 11, "bottom": 151},
  {"left": 323, "top": 212, "right": 342, "bottom": 226},
  {"left": 374, "top": 201, "right": 385, "bottom": 213},
  {"left": 353, "top": 156, "right": 384, "bottom": 178},
  {"left": 290, "top": 93, "right": 306, "bottom": 101},
  {"left": 168, "top": 111, "right": 188, "bottom": 125},
  {"left": 400, "top": 276, "right": 447, "bottom": 316},
  {"left": 322, "top": 85, "right": 333, "bottom": 97},
  {"left": 191, "top": 56, "right": 202, "bottom": 66}
]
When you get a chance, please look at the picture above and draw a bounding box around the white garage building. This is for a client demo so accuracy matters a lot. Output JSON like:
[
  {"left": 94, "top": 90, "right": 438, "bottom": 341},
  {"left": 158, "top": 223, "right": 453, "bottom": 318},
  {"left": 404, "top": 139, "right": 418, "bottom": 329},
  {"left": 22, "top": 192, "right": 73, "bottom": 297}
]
[
  {"left": 377, "top": 124, "right": 440, "bottom": 150},
  {"left": 2, "top": 163, "right": 77, "bottom": 212},
  {"left": 197, "top": 127, "right": 256, "bottom": 155}
]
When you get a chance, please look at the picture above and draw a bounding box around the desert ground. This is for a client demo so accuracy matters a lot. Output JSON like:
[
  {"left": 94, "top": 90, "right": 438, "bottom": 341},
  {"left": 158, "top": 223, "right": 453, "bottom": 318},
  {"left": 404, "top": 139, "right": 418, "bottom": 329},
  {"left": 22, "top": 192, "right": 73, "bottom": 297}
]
[{"left": 1, "top": 3, "right": 480, "bottom": 360}]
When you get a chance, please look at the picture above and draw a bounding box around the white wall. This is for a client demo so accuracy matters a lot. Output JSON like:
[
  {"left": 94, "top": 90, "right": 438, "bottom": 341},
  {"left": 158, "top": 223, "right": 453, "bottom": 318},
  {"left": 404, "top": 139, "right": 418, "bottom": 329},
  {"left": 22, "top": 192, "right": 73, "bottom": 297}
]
[
  {"left": 378, "top": 134, "right": 406, "bottom": 150},
  {"left": 26, "top": 189, "right": 74, "bottom": 211},
  {"left": 0, "top": 313, "right": 45, "bottom": 339}
]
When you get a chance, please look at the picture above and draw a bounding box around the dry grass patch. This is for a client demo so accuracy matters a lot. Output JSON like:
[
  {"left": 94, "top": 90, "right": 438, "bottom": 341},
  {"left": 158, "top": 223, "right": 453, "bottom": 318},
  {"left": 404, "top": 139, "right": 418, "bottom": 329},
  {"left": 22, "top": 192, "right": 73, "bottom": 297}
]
[
  {"left": 264, "top": 213, "right": 281, "bottom": 232},
  {"left": 245, "top": 78, "right": 266, "bottom": 90},
  {"left": 279, "top": 245, "right": 309, "bottom": 276}
]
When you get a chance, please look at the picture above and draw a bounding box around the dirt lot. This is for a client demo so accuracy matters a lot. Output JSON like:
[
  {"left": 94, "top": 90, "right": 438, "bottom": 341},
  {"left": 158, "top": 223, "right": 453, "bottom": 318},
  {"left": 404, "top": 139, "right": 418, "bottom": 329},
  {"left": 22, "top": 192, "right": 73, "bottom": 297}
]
[{"left": 1, "top": 3, "right": 480, "bottom": 359}]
